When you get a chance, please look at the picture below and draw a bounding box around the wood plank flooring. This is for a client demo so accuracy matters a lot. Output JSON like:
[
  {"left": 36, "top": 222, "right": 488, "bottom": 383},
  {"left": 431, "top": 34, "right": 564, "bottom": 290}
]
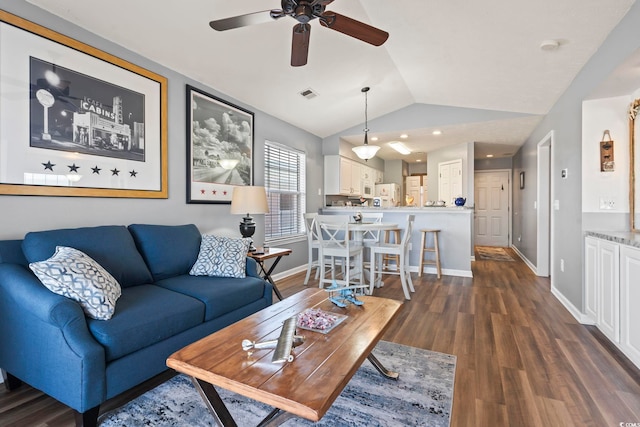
[{"left": 1, "top": 247, "right": 639, "bottom": 426}]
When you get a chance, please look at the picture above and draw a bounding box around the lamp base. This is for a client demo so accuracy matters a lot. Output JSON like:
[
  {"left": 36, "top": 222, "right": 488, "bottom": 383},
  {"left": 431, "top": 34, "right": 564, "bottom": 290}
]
[{"left": 239, "top": 215, "right": 257, "bottom": 252}]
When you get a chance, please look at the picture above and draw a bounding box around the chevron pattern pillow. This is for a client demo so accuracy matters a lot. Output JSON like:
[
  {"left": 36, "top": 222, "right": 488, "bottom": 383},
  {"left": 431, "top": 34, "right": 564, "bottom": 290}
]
[
  {"left": 189, "top": 235, "right": 250, "bottom": 278},
  {"left": 29, "top": 246, "right": 122, "bottom": 320}
]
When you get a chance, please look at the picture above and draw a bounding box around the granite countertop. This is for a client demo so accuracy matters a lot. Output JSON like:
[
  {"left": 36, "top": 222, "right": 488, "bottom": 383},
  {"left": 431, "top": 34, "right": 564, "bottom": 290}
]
[{"left": 585, "top": 230, "right": 640, "bottom": 249}]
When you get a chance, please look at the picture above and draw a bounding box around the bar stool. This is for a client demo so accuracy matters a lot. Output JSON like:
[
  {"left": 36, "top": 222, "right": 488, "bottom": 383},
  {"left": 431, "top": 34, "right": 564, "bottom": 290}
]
[
  {"left": 419, "top": 229, "right": 441, "bottom": 279},
  {"left": 382, "top": 228, "right": 401, "bottom": 271}
]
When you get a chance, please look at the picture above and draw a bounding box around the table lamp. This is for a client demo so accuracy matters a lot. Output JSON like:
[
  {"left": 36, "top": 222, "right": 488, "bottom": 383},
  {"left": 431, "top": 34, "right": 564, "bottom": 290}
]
[{"left": 230, "top": 186, "right": 269, "bottom": 252}]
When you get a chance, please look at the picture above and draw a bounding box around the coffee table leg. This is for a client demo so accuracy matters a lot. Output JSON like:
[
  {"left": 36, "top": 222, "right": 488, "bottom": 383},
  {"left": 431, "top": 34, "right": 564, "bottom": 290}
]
[
  {"left": 257, "top": 408, "right": 297, "bottom": 427},
  {"left": 367, "top": 353, "right": 399, "bottom": 380},
  {"left": 191, "top": 377, "right": 238, "bottom": 427}
]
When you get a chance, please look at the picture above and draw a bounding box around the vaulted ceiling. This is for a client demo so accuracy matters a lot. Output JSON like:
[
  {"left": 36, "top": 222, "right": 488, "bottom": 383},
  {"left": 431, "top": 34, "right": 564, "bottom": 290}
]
[{"left": 25, "top": 0, "right": 637, "bottom": 160}]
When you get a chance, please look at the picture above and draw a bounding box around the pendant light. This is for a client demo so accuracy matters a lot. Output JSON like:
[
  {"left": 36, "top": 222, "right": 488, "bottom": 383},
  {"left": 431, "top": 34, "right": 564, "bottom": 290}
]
[{"left": 352, "top": 87, "right": 380, "bottom": 161}]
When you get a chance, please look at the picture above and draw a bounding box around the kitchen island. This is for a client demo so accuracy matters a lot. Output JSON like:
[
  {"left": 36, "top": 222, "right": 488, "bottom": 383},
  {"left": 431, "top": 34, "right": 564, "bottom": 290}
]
[{"left": 321, "top": 207, "right": 474, "bottom": 277}]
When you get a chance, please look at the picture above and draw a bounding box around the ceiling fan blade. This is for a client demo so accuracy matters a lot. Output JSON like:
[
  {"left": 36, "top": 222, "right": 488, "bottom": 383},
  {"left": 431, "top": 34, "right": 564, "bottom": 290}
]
[
  {"left": 291, "top": 23, "right": 311, "bottom": 67},
  {"left": 320, "top": 12, "right": 388, "bottom": 46},
  {"left": 210, "top": 9, "right": 284, "bottom": 31}
]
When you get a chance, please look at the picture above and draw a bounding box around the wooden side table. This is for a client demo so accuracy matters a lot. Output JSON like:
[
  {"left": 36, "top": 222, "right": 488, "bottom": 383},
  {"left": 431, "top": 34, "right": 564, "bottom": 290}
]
[{"left": 248, "top": 247, "right": 292, "bottom": 301}]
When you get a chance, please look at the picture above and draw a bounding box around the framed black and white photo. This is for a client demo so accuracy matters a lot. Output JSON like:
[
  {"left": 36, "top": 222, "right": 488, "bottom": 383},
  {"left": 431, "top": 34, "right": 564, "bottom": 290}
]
[
  {"left": 186, "top": 85, "right": 254, "bottom": 204},
  {"left": 0, "top": 10, "right": 168, "bottom": 198}
]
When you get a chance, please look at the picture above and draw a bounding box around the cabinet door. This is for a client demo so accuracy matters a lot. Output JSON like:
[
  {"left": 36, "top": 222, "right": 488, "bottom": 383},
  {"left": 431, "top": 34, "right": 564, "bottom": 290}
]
[
  {"left": 620, "top": 245, "right": 640, "bottom": 366},
  {"left": 584, "top": 237, "right": 598, "bottom": 322},
  {"left": 598, "top": 240, "right": 620, "bottom": 343},
  {"left": 350, "top": 162, "right": 361, "bottom": 195},
  {"left": 375, "top": 170, "right": 384, "bottom": 184},
  {"left": 339, "top": 158, "right": 353, "bottom": 195}
]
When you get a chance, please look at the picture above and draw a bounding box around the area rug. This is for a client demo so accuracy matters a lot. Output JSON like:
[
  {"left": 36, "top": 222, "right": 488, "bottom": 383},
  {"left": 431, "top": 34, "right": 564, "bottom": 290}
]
[
  {"left": 99, "top": 341, "right": 456, "bottom": 427},
  {"left": 476, "top": 246, "right": 515, "bottom": 261}
]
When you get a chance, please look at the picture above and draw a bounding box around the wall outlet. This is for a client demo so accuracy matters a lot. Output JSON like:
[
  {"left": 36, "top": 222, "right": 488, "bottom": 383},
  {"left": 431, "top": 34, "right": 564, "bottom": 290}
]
[
  {"left": 517, "top": 235, "right": 521, "bottom": 242},
  {"left": 318, "top": 188, "right": 322, "bottom": 196},
  {"left": 561, "top": 168, "right": 568, "bottom": 179},
  {"left": 599, "top": 198, "right": 615, "bottom": 210},
  {"left": 560, "top": 258, "right": 565, "bottom": 272}
]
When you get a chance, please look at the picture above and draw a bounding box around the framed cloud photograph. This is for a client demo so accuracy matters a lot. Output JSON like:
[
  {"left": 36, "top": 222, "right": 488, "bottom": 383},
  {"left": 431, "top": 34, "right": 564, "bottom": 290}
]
[
  {"left": 0, "top": 10, "right": 168, "bottom": 198},
  {"left": 186, "top": 85, "right": 254, "bottom": 204}
]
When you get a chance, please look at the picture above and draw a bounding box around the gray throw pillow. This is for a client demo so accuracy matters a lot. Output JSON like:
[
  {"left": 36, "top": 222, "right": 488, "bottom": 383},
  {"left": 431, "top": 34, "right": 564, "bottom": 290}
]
[
  {"left": 29, "top": 246, "right": 122, "bottom": 320},
  {"left": 189, "top": 235, "right": 251, "bottom": 278}
]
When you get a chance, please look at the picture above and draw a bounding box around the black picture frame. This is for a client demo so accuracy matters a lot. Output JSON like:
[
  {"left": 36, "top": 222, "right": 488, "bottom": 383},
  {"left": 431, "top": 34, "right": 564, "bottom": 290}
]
[
  {"left": 520, "top": 171, "right": 525, "bottom": 189},
  {"left": 186, "top": 85, "right": 254, "bottom": 204}
]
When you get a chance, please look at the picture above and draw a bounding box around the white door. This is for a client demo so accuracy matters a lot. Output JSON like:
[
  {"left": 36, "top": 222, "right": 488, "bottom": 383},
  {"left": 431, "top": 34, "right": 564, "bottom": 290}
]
[
  {"left": 438, "top": 159, "right": 462, "bottom": 204},
  {"left": 474, "top": 170, "right": 509, "bottom": 246}
]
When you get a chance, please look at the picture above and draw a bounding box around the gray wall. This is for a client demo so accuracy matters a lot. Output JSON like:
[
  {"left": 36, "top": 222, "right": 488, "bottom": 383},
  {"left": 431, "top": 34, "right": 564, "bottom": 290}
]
[
  {"left": 475, "top": 157, "right": 513, "bottom": 171},
  {"left": 426, "top": 142, "right": 474, "bottom": 206},
  {"left": 512, "top": 0, "right": 640, "bottom": 311},
  {"left": 0, "top": 1, "right": 323, "bottom": 273}
]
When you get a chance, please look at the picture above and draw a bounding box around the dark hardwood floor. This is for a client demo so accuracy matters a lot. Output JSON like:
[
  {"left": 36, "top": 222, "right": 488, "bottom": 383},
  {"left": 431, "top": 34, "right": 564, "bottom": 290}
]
[{"left": 1, "top": 248, "right": 639, "bottom": 426}]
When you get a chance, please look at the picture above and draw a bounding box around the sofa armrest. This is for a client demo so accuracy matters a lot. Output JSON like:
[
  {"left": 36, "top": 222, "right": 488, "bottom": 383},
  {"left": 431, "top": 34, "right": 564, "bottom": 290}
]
[
  {"left": 246, "top": 257, "right": 261, "bottom": 278},
  {"left": 0, "top": 263, "right": 106, "bottom": 412}
]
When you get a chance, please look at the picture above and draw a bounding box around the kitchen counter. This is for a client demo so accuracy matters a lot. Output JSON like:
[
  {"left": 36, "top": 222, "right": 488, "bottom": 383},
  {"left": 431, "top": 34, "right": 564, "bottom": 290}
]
[
  {"left": 321, "top": 207, "right": 473, "bottom": 277},
  {"left": 585, "top": 230, "right": 640, "bottom": 249}
]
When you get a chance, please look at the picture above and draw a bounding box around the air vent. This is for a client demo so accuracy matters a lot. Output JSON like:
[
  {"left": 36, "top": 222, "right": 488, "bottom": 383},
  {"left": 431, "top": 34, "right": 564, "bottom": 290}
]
[{"left": 299, "top": 88, "right": 318, "bottom": 100}]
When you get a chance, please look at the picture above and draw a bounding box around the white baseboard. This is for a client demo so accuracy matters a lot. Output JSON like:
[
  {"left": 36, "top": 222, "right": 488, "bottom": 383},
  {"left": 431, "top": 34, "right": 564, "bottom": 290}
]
[
  {"left": 511, "top": 245, "right": 538, "bottom": 275},
  {"left": 550, "top": 285, "right": 594, "bottom": 324}
]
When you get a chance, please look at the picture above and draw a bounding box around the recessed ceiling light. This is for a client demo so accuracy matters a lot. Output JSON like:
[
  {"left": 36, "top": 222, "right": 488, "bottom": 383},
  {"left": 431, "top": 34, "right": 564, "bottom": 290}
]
[
  {"left": 400, "top": 134, "right": 408, "bottom": 139},
  {"left": 416, "top": 159, "right": 422, "bottom": 162},
  {"left": 389, "top": 141, "right": 412, "bottom": 155},
  {"left": 432, "top": 130, "right": 442, "bottom": 135},
  {"left": 371, "top": 136, "right": 379, "bottom": 141},
  {"left": 486, "top": 154, "right": 494, "bottom": 158}
]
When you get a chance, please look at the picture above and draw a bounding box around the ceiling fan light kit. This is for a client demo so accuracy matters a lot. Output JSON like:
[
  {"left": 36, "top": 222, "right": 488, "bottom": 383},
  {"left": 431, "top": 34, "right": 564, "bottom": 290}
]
[
  {"left": 209, "top": 0, "right": 389, "bottom": 67},
  {"left": 352, "top": 87, "right": 380, "bottom": 161}
]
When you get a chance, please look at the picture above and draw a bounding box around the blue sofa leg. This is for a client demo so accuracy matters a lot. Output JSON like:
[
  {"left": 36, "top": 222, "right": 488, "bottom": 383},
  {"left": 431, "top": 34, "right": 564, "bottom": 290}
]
[
  {"left": 1, "top": 369, "right": 22, "bottom": 391},
  {"left": 74, "top": 405, "right": 100, "bottom": 427}
]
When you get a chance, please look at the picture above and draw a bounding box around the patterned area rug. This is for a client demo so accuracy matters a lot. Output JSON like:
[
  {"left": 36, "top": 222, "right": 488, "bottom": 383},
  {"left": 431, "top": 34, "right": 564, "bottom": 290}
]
[
  {"left": 476, "top": 246, "right": 515, "bottom": 261},
  {"left": 99, "top": 341, "right": 456, "bottom": 427}
]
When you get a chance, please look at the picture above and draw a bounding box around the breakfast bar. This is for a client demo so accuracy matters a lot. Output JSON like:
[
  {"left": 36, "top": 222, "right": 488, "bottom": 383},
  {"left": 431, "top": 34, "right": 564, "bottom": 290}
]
[{"left": 321, "top": 207, "right": 474, "bottom": 277}]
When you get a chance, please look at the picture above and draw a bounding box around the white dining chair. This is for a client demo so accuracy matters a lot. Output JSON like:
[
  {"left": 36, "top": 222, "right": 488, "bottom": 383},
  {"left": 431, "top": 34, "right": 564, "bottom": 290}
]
[
  {"left": 359, "top": 212, "right": 384, "bottom": 247},
  {"left": 315, "top": 215, "right": 364, "bottom": 289},
  {"left": 303, "top": 213, "right": 321, "bottom": 285},
  {"left": 369, "top": 214, "right": 416, "bottom": 300}
]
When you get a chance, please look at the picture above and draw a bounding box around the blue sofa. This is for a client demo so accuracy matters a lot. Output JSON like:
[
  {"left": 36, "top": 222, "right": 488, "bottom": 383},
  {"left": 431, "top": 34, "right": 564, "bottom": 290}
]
[{"left": 0, "top": 224, "right": 273, "bottom": 426}]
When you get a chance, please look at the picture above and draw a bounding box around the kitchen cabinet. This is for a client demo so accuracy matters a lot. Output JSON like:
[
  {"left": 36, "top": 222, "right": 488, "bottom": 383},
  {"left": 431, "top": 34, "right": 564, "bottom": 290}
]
[
  {"left": 584, "top": 236, "right": 619, "bottom": 343},
  {"left": 375, "top": 169, "right": 384, "bottom": 184},
  {"left": 324, "top": 155, "right": 362, "bottom": 196},
  {"left": 584, "top": 233, "right": 640, "bottom": 369},
  {"left": 620, "top": 245, "right": 640, "bottom": 367}
]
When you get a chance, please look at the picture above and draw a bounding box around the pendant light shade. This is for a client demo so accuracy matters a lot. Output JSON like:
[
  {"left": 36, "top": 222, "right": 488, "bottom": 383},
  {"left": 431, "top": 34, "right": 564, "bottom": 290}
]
[{"left": 352, "top": 87, "right": 380, "bottom": 161}]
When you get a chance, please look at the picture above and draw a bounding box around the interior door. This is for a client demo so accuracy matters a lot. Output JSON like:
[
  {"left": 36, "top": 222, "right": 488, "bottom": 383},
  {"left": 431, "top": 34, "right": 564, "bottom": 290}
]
[{"left": 474, "top": 170, "right": 509, "bottom": 246}]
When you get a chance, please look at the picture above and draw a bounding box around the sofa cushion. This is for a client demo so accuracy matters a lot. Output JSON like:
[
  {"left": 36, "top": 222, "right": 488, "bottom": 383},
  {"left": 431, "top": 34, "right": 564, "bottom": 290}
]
[
  {"left": 87, "top": 284, "right": 204, "bottom": 361},
  {"left": 190, "top": 235, "right": 251, "bottom": 278},
  {"left": 128, "top": 224, "right": 201, "bottom": 281},
  {"left": 155, "top": 274, "right": 266, "bottom": 321},
  {"left": 29, "top": 246, "right": 122, "bottom": 320},
  {"left": 22, "top": 225, "right": 153, "bottom": 288}
]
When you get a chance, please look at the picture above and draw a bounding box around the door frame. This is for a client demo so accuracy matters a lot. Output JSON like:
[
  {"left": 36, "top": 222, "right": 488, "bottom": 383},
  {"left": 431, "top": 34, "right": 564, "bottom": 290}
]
[
  {"left": 536, "top": 131, "right": 554, "bottom": 278},
  {"left": 474, "top": 169, "right": 512, "bottom": 247}
]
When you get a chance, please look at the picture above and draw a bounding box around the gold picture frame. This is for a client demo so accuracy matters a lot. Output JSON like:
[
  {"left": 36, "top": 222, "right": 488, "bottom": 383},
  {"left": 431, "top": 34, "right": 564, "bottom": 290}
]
[{"left": 0, "top": 10, "right": 168, "bottom": 198}]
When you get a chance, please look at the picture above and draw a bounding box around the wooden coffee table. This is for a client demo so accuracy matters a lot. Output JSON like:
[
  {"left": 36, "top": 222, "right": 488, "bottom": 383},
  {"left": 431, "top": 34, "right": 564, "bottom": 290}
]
[{"left": 167, "top": 288, "right": 403, "bottom": 426}]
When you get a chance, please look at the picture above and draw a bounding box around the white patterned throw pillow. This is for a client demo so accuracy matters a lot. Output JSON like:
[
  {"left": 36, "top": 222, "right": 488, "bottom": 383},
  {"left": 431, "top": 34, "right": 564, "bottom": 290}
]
[
  {"left": 29, "top": 246, "right": 122, "bottom": 320},
  {"left": 189, "top": 235, "right": 251, "bottom": 278}
]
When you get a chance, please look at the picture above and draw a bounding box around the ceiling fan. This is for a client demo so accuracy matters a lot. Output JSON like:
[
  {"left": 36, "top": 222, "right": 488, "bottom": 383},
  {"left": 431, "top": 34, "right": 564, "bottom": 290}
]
[{"left": 209, "top": 0, "right": 389, "bottom": 67}]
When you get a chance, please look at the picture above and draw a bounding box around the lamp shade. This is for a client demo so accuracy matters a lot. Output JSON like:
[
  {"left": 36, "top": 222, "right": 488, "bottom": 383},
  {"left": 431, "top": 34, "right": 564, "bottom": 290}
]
[
  {"left": 352, "top": 144, "right": 381, "bottom": 160},
  {"left": 230, "top": 186, "right": 269, "bottom": 215}
]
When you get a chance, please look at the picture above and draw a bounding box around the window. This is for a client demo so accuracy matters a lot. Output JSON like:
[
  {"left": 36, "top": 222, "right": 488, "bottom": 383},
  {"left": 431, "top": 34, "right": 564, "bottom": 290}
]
[{"left": 264, "top": 140, "right": 306, "bottom": 241}]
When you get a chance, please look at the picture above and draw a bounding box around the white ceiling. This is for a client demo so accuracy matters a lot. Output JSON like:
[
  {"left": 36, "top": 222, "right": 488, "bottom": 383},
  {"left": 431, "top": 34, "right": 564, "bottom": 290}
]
[{"left": 25, "top": 0, "right": 636, "bottom": 161}]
